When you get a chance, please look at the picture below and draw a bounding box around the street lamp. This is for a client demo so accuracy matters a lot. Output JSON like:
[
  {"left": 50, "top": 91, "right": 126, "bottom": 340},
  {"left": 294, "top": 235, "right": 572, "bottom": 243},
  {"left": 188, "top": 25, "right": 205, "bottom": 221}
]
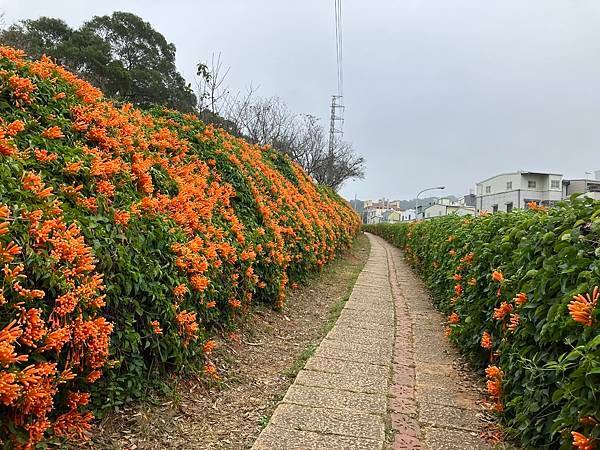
[{"left": 416, "top": 186, "right": 445, "bottom": 220}]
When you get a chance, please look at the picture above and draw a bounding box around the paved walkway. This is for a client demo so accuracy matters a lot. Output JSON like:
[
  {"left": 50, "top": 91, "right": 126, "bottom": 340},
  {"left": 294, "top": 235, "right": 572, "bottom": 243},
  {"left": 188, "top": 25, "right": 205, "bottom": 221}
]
[{"left": 252, "top": 233, "right": 490, "bottom": 450}]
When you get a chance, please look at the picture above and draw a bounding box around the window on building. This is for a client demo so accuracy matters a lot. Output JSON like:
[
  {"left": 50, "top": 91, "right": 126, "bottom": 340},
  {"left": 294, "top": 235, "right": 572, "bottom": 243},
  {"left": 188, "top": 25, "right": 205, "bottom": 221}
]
[
  {"left": 485, "top": 186, "right": 491, "bottom": 194},
  {"left": 528, "top": 180, "right": 537, "bottom": 189},
  {"left": 492, "top": 204, "right": 498, "bottom": 213},
  {"left": 506, "top": 202, "right": 513, "bottom": 213},
  {"left": 506, "top": 181, "right": 512, "bottom": 190},
  {"left": 551, "top": 179, "right": 560, "bottom": 189}
]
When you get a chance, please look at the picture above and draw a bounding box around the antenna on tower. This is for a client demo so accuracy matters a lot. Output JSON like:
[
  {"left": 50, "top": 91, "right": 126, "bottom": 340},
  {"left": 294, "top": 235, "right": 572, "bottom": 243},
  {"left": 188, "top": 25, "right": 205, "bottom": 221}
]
[{"left": 328, "top": 0, "right": 345, "bottom": 183}]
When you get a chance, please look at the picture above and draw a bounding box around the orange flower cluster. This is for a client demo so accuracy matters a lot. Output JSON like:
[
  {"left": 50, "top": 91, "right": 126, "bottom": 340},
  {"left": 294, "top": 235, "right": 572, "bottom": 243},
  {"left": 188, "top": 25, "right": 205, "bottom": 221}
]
[
  {"left": 514, "top": 292, "right": 527, "bottom": 306},
  {"left": 448, "top": 312, "right": 460, "bottom": 324},
  {"left": 8, "top": 75, "right": 36, "bottom": 105},
  {"left": 0, "top": 46, "right": 360, "bottom": 446},
  {"left": 485, "top": 365, "right": 504, "bottom": 412},
  {"left": 0, "top": 194, "right": 111, "bottom": 448},
  {"left": 572, "top": 432, "right": 594, "bottom": 450},
  {"left": 527, "top": 201, "right": 548, "bottom": 212},
  {"left": 493, "top": 301, "right": 513, "bottom": 321},
  {"left": 481, "top": 331, "right": 492, "bottom": 350},
  {"left": 492, "top": 270, "right": 504, "bottom": 283},
  {"left": 568, "top": 287, "right": 598, "bottom": 327}
]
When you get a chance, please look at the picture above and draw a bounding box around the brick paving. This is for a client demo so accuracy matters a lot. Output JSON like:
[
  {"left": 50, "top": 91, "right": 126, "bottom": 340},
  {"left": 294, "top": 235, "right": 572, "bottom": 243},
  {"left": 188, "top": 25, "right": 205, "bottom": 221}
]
[{"left": 252, "top": 233, "right": 491, "bottom": 450}]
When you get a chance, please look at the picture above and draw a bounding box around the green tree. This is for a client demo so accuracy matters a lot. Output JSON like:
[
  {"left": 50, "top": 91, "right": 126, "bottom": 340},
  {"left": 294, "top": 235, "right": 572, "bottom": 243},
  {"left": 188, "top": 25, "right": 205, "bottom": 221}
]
[{"left": 0, "top": 12, "right": 196, "bottom": 112}]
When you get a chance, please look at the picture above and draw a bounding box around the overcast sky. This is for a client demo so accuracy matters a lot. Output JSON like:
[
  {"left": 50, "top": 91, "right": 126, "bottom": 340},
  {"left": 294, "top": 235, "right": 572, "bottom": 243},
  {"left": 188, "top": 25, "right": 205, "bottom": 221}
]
[{"left": 2, "top": 0, "right": 600, "bottom": 201}]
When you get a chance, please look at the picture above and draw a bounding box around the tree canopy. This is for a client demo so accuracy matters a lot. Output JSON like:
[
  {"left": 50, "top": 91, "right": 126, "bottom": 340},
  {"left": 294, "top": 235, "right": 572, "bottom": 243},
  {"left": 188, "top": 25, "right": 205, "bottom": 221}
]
[{"left": 0, "top": 12, "right": 197, "bottom": 112}]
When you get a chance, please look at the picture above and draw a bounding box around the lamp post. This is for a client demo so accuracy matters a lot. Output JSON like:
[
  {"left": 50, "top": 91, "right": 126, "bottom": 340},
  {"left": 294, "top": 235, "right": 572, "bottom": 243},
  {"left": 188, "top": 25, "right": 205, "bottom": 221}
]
[{"left": 416, "top": 186, "right": 445, "bottom": 220}]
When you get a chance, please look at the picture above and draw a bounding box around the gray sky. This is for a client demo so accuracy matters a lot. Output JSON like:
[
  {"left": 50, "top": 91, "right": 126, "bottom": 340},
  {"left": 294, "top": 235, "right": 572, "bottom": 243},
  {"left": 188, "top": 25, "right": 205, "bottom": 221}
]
[{"left": 3, "top": 1, "right": 600, "bottom": 201}]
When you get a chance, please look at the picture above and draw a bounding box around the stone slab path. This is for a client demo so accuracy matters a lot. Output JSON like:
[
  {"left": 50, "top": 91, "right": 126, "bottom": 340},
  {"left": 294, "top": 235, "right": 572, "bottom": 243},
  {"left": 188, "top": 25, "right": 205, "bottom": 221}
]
[{"left": 252, "top": 233, "right": 491, "bottom": 450}]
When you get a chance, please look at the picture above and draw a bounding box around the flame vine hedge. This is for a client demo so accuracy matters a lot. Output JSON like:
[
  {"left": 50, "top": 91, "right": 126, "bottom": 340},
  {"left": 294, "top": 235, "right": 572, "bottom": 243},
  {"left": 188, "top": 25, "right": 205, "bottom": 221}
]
[
  {"left": 0, "top": 47, "right": 360, "bottom": 448},
  {"left": 365, "top": 198, "right": 600, "bottom": 449}
]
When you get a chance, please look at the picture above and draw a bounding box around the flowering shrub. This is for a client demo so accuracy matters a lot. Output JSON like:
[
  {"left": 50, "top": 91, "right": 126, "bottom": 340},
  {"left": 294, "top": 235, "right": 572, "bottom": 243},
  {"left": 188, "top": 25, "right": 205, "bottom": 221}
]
[
  {"left": 365, "top": 198, "right": 600, "bottom": 449},
  {"left": 0, "top": 47, "right": 360, "bottom": 447}
]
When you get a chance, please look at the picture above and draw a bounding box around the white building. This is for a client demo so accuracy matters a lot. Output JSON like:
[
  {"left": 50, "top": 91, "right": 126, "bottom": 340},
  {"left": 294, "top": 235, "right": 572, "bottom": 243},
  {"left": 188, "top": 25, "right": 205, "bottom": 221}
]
[
  {"left": 476, "top": 171, "right": 563, "bottom": 213},
  {"left": 400, "top": 209, "right": 416, "bottom": 221},
  {"left": 563, "top": 177, "right": 600, "bottom": 201},
  {"left": 423, "top": 199, "right": 476, "bottom": 219}
]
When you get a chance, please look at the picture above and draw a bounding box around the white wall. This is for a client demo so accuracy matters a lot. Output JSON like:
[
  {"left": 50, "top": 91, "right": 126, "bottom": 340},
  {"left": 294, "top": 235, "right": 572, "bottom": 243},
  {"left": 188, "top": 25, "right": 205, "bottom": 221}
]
[{"left": 476, "top": 173, "right": 563, "bottom": 213}]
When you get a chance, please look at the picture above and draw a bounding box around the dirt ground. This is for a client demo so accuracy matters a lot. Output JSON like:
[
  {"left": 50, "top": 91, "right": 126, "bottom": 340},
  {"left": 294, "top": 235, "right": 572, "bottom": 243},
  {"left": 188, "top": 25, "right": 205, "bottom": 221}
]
[{"left": 86, "top": 233, "right": 370, "bottom": 450}]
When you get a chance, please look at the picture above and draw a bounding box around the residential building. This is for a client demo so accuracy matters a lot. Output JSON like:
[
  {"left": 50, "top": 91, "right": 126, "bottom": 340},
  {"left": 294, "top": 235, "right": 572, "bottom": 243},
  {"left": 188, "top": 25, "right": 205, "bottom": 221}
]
[
  {"left": 423, "top": 198, "right": 476, "bottom": 219},
  {"left": 562, "top": 176, "right": 600, "bottom": 201},
  {"left": 476, "top": 171, "right": 563, "bottom": 213},
  {"left": 382, "top": 210, "right": 401, "bottom": 223},
  {"left": 400, "top": 209, "right": 416, "bottom": 222},
  {"left": 363, "top": 197, "right": 405, "bottom": 224}
]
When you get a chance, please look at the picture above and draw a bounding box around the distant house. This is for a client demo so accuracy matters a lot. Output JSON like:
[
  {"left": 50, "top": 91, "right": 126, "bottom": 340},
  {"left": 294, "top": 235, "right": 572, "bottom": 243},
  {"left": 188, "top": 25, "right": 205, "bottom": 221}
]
[
  {"left": 363, "top": 198, "right": 404, "bottom": 224},
  {"left": 563, "top": 178, "right": 600, "bottom": 201},
  {"left": 400, "top": 209, "right": 416, "bottom": 222},
  {"left": 382, "top": 210, "right": 401, "bottom": 223},
  {"left": 476, "top": 171, "right": 563, "bottom": 213},
  {"left": 423, "top": 198, "right": 475, "bottom": 220}
]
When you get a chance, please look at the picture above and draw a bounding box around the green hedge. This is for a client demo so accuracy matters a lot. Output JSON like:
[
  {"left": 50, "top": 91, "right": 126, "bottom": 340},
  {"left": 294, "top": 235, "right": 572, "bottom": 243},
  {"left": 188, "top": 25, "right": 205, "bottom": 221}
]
[
  {"left": 0, "top": 47, "right": 360, "bottom": 447},
  {"left": 365, "top": 197, "right": 600, "bottom": 449}
]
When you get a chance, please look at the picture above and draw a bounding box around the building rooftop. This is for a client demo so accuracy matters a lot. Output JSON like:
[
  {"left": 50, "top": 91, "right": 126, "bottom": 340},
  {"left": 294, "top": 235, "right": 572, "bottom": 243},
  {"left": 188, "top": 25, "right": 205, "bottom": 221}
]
[{"left": 476, "top": 171, "right": 563, "bottom": 185}]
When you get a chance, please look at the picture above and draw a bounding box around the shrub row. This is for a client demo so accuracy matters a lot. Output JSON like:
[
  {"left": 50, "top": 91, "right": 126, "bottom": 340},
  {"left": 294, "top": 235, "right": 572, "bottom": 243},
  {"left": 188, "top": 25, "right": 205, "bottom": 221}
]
[
  {"left": 0, "top": 47, "right": 360, "bottom": 448},
  {"left": 365, "top": 199, "right": 600, "bottom": 449}
]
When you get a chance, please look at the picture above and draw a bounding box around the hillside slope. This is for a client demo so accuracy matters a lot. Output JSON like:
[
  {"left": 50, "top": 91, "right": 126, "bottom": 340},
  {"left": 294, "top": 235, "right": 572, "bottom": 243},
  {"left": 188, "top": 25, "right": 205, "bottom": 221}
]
[{"left": 0, "top": 47, "right": 360, "bottom": 448}]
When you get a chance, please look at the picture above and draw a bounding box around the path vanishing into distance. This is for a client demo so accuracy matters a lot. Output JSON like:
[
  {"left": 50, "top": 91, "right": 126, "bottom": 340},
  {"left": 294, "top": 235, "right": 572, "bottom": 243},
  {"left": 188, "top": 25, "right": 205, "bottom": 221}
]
[{"left": 253, "top": 233, "right": 492, "bottom": 450}]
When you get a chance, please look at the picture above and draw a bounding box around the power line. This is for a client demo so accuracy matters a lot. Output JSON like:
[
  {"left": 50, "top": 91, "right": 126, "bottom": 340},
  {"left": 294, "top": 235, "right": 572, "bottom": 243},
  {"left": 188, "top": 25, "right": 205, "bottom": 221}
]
[{"left": 328, "top": 0, "right": 345, "bottom": 183}]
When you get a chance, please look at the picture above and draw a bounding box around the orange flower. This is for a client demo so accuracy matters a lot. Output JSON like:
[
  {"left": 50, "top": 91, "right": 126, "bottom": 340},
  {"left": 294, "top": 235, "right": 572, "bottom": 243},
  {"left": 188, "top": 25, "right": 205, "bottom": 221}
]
[
  {"left": 203, "top": 340, "right": 216, "bottom": 354},
  {"left": 448, "top": 312, "right": 460, "bottom": 324},
  {"left": 113, "top": 209, "right": 130, "bottom": 226},
  {"left": 460, "top": 252, "right": 474, "bottom": 264},
  {"left": 572, "top": 432, "right": 594, "bottom": 450},
  {"left": 453, "top": 274, "right": 462, "bottom": 281},
  {"left": 41, "top": 126, "right": 64, "bottom": 139},
  {"left": 454, "top": 284, "right": 463, "bottom": 296},
  {"left": 8, "top": 75, "right": 36, "bottom": 104},
  {"left": 0, "top": 371, "right": 21, "bottom": 406},
  {"left": 65, "top": 161, "right": 83, "bottom": 175},
  {"left": 6, "top": 120, "right": 25, "bottom": 136},
  {"left": 493, "top": 301, "right": 513, "bottom": 321},
  {"left": 228, "top": 299, "right": 242, "bottom": 308},
  {"left": 568, "top": 287, "right": 598, "bottom": 327},
  {"left": 203, "top": 361, "right": 219, "bottom": 379},
  {"left": 487, "top": 378, "right": 502, "bottom": 398},
  {"left": 172, "top": 284, "right": 188, "bottom": 298},
  {"left": 175, "top": 310, "right": 198, "bottom": 346},
  {"left": 492, "top": 270, "right": 504, "bottom": 283},
  {"left": 485, "top": 365, "right": 503, "bottom": 410},
  {"left": 150, "top": 320, "right": 163, "bottom": 335},
  {"left": 507, "top": 313, "right": 520, "bottom": 332},
  {"left": 514, "top": 292, "right": 527, "bottom": 306},
  {"left": 485, "top": 365, "right": 503, "bottom": 379},
  {"left": 527, "top": 201, "right": 548, "bottom": 212},
  {"left": 449, "top": 249, "right": 456, "bottom": 257},
  {"left": 86, "top": 370, "right": 102, "bottom": 383},
  {"left": 481, "top": 331, "right": 492, "bottom": 349}
]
